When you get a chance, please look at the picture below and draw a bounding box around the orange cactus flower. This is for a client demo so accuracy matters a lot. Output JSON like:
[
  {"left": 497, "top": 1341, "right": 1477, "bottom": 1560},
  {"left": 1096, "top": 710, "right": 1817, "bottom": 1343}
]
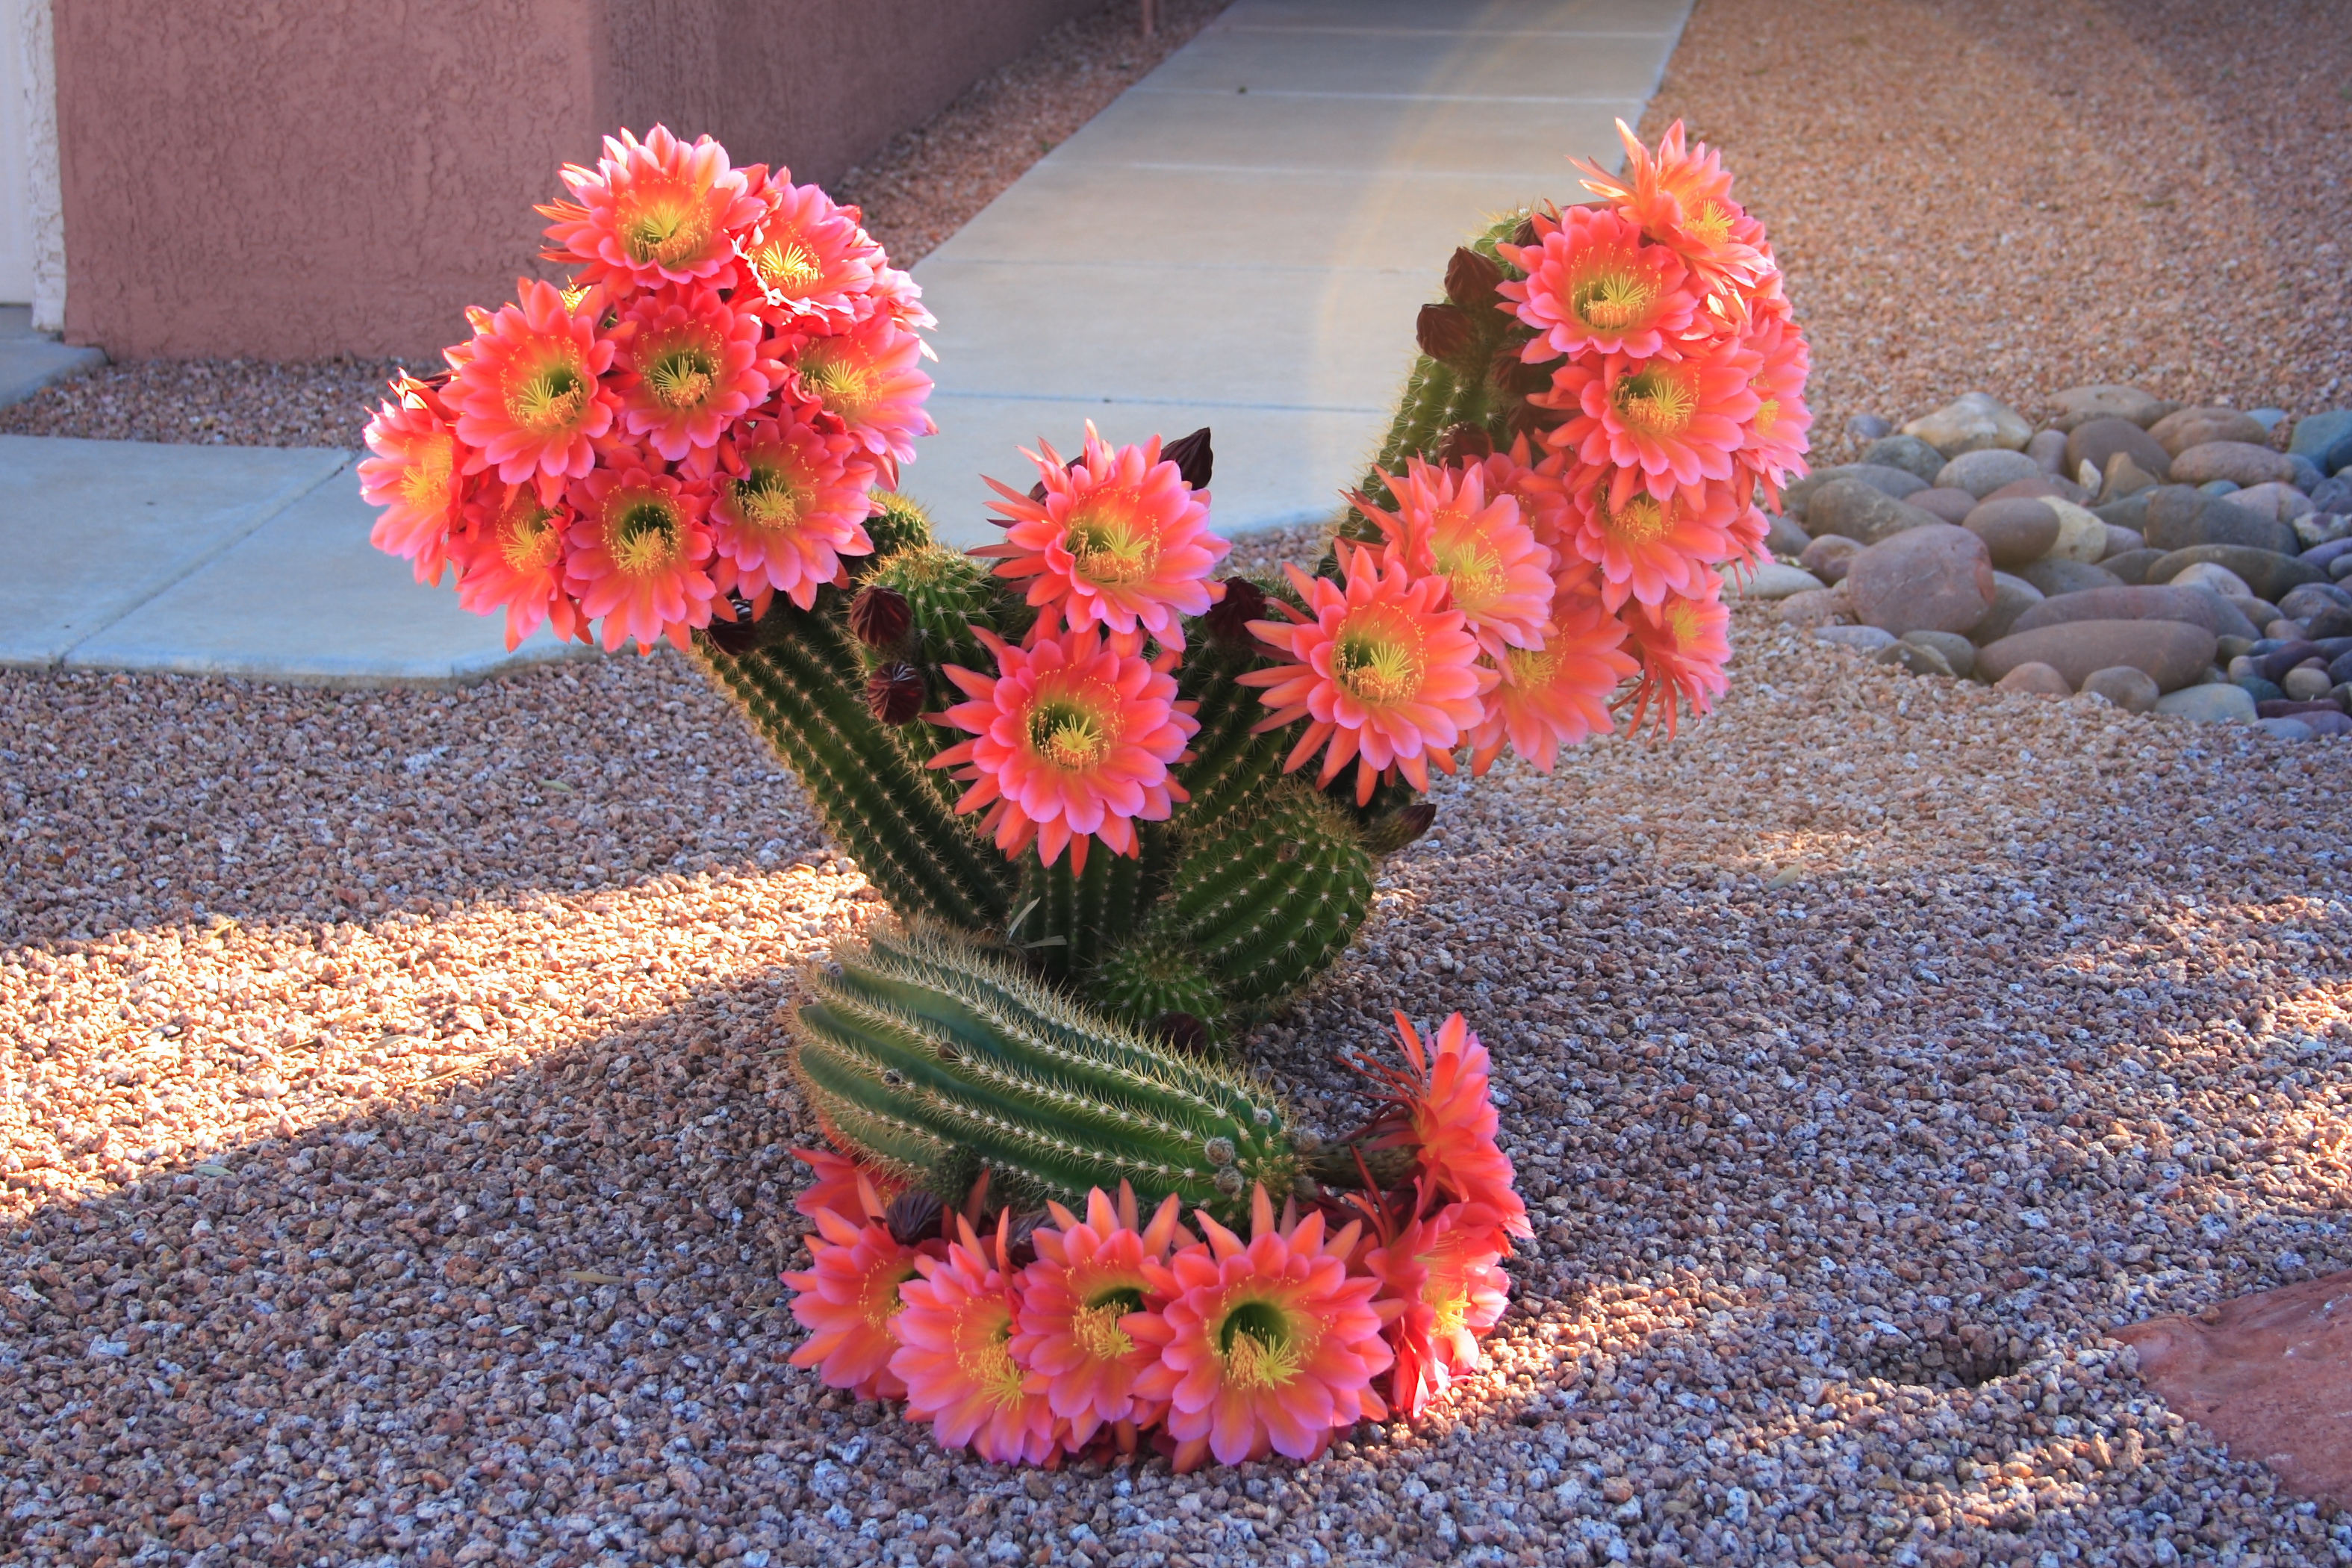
[
  {"left": 1543, "top": 340, "right": 1760, "bottom": 508},
  {"left": 789, "top": 311, "right": 936, "bottom": 465},
  {"left": 1499, "top": 203, "right": 1700, "bottom": 363},
  {"left": 783, "top": 1207, "right": 921, "bottom": 1402},
  {"left": 1572, "top": 118, "right": 1768, "bottom": 294},
  {"left": 1558, "top": 465, "right": 1743, "bottom": 610},
  {"left": 1357, "top": 1183, "right": 1511, "bottom": 1424},
  {"left": 708, "top": 417, "right": 877, "bottom": 613},
  {"left": 892, "top": 1216, "right": 1064, "bottom": 1464},
  {"left": 1238, "top": 545, "right": 1494, "bottom": 806},
  {"left": 1617, "top": 577, "right": 1732, "bottom": 741},
  {"left": 790, "top": 1145, "right": 902, "bottom": 1228},
  {"left": 615, "top": 285, "right": 783, "bottom": 464},
  {"left": 357, "top": 376, "right": 464, "bottom": 586},
  {"left": 977, "top": 423, "right": 1229, "bottom": 653},
  {"left": 1354, "top": 1012, "right": 1532, "bottom": 1254},
  {"left": 930, "top": 625, "right": 1197, "bottom": 873},
  {"left": 1356, "top": 456, "right": 1555, "bottom": 657},
  {"left": 732, "top": 177, "right": 879, "bottom": 330},
  {"left": 1129, "top": 1186, "right": 1393, "bottom": 1470},
  {"left": 1012, "top": 1184, "right": 1190, "bottom": 1448},
  {"left": 1737, "top": 296, "right": 1813, "bottom": 504},
  {"left": 443, "top": 279, "right": 620, "bottom": 491},
  {"left": 539, "top": 124, "right": 768, "bottom": 290},
  {"left": 1468, "top": 580, "right": 1638, "bottom": 775},
  {"left": 562, "top": 455, "right": 716, "bottom": 653},
  {"left": 450, "top": 482, "right": 585, "bottom": 650}
]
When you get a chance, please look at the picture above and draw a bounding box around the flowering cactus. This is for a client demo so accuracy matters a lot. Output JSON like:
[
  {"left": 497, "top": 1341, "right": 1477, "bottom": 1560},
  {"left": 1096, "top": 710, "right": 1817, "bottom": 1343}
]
[{"left": 361, "top": 118, "right": 1808, "bottom": 1465}]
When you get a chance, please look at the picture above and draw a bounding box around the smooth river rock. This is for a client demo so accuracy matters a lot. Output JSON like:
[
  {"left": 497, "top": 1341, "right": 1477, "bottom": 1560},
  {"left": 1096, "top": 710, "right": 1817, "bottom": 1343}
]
[
  {"left": 1937, "top": 448, "right": 2045, "bottom": 499},
  {"left": 1805, "top": 478, "right": 1947, "bottom": 546},
  {"left": 2153, "top": 684, "right": 2259, "bottom": 723},
  {"left": 2019, "top": 557, "right": 2125, "bottom": 597},
  {"left": 2150, "top": 406, "right": 2273, "bottom": 458},
  {"left": 2102, "top": 548, "right": 2165, "bottom": 585},
  {"left": 1843, "top": 525, "right": 1997, "bottom": 636},
  {"left": 1971, "top": 573, "right": 2044, "bottom": 645},
  {"left": 1903, "top": 393, "right": 2032, "bottom": 457},
  {"left": 1961, "top": 497, "right": 2061, "bottom": 568},
  {"left": 2065, "top": 417, "right": 2174, "bottom": 486},
  {"left": 2080, "top": 665, "right": 2161, "bottom": 712},
  {"left": 2044, "top": 499, "right": 2112, "bottom": 563},
  {"left": 2051, "top": 383, "right": 2163, "bottom": 431},
  {"left": 2007, "top": 584, "right": 2256, "bottom": 641},
  {"left": 1728, "top": 561, "right": 1827, "bottom": 600},
  {"left": 2147, "top": 545, "right": 2325, "bottom": 603},
  {"left": 1859, "top": 434, "right": 1947, "bottom": 482},
  {"left": 1976, "top": 619, "right": 2219, "bottom": 693},
  {"left": 1905, "top": 487, "right": 1979, "bottom": 524},
  {"left": 1994, "top": 662, "right": 2072, "bottom": 696},
  {"left": 2170, "top": 441, "right": 2298, "bottom": 488},
  {"left": 1799, "top": 534, "right": 1861, "bottom": 584}
]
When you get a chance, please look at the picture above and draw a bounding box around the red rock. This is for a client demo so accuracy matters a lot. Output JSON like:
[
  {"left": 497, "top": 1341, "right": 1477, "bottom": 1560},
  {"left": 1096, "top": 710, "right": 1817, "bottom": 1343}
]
[
  {"left": 2065, "top": 416, "right": 2174, "bottom": 485},
  {"left": 1975, "top": 619, "right": 2218, "bottom": 692},
  {"left": 1843, "top": 524, "right": 1995, "bottom": 635},
  {"left": 2148, "top": 405, "right": 2272, "bottom": 458},
  {"left": 2115, "top": 1270, "right": 2352, "bottom": 1510},
  {"left": 2007, "top": 584, "right": 2248, "bottom": 640},
  {"left": 1961, "top": 497, "right": 2061, "bottom": 568},
  {"left": 1905, "top": 486, "right": 1979, "bottom": 523}
]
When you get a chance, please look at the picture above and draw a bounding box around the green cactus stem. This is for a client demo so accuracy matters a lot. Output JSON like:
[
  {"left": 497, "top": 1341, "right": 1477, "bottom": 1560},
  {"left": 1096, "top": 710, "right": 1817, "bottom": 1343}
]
[
  {"left": 1084, "top": 930, "right": 1228, "bottom": 1045},
  {"left": 696, "top": 603, "right": 1015, "bottom": 930},
  {"left": 791, "top": 927, "right": 1305, "bottom": 1222}
]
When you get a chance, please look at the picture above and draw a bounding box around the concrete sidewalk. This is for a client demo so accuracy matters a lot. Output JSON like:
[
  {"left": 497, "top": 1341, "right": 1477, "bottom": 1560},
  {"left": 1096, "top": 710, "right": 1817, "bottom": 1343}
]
[
  {"left": 0, "top": 304, "right": 105, "bottom": 408},
  {"left": 0, "top": 438, "right": 585, "bottom": 685},
  {"left": 906, "top": 0, "right": 1690, "bottom": 547}
]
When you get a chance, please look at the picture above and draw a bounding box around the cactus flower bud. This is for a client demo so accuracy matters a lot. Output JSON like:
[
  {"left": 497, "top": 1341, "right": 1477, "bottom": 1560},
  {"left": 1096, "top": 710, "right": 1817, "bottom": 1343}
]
[
  {"left": 1154, "top": 1011, "right": 1210, "bottom": 1053},
  {"left": 1444, "top": 246, "right": 1505, "bottom": 310},
  {"left": 849, "top": 584, "right": 912, "bottom": 649},
  {"left": 865, "top": 661, "right": 926, "bottom": 725},
  {"left": 884, "top": 1189, "right": 945, "bottom": 1247},
  {"left": 1198, "top": 576, "right": 1266, "bottom": 646},
  {"left": 1161, "top": 426, "right": 1215, "bottom": 490},
  {"left": 705, "top": 595, "right": 764, "bottom": 655},
  {"left": 1416, "top": 302, "right": 1478, "bottom": 364},
  {"left": 1434, "top": 422, "right": 1493, "bottom": 468},
  {"left": 1363, "top": 800, "right": 1437, "bottom": 855}
]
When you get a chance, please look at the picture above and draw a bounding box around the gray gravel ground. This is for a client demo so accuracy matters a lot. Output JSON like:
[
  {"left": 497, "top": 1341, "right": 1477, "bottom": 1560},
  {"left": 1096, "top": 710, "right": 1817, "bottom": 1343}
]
[{"left": 6, "top": 605, "right": 2349, "bottom": 1567}]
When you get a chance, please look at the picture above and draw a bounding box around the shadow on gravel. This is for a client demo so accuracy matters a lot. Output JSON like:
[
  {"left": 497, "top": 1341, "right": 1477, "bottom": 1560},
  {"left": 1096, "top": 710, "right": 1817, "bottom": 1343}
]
[{"left": 0, "top": 971, "right": 840, "bottom": 1565}]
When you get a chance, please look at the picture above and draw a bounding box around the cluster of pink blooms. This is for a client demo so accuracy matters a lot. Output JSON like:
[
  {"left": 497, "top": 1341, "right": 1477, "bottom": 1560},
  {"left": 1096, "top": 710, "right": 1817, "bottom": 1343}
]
[
  {"left": 783, "top": 1012, "right": 1532, "bottom": 1469},
  {"left": 358, "top": 125, "right": 933, "bottom": 652}
]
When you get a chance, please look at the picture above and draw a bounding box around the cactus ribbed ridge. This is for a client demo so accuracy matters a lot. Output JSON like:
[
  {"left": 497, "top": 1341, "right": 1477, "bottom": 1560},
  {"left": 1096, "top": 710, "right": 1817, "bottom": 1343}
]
[{"left": 792, "top": 927, "right": 1301, "bottom": 1223}]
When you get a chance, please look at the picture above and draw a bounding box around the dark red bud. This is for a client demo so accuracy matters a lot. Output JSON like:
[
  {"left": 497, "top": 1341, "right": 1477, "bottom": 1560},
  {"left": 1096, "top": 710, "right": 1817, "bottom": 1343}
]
[
  {"left": 1162, "top": 426, "right": 1214, "bottom": 490},
  {"left": 883, "top": 1189, "right": 945, "bottom": 1247},
  {"left": 1002, "top": 1210, "right": 1051, "bottom": 1269},
  {"left": 1445, "top": 246, "right": 1505, "bottom": 308},
  {"left": 1416, "top": 302, "right": 1478, "bottom": 363},
  {"left": 1200, "top": 576, "right": 1268, "bottom": 645},
  {"left": 1434, "top": 422, "right": 1494, "bottom": 468},
  {"left": 704, "top": 595, "right": 764, "bottom": 655},
  {"left": 1497, "top": 346, "right": 1554, "bottom": 396},
  {"left": 865, "top": 662, "right": 926, "bottom": 725},
  {"left": 848, "top": 584, "right": 911, "bottom": 649},
  {"left": 1510, "top": 214, "right": 1539, "bottom": 249},
  {"left": 1154, "top": 1012, "right": 1210, "bottom": 1054},
  {"left": 1509, "top": 399, "right": 1563, "bottom": 441}
]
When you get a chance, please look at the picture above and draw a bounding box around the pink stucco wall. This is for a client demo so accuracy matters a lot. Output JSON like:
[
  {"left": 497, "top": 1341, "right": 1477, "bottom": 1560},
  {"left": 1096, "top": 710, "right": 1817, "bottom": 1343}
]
[{"left": 54, "top": 0, "right": 1102, "bottom": 361}]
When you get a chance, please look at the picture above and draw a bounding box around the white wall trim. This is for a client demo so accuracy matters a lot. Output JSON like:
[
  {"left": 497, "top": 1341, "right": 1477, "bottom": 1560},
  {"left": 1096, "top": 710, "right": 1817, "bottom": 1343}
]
[{"left": 15, "top": 0, "right": 62, "bottom": 330}]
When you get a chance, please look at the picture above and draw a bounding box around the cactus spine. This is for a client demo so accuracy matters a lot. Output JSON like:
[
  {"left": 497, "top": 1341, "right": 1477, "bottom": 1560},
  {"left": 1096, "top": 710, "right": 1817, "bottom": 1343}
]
[{"left": 792, "top": 928, "right": 1302, "bottom": 1223}]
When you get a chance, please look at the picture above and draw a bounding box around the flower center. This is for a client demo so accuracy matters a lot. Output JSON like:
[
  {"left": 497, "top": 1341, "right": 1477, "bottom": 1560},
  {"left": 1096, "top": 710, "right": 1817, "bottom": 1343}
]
[
  {"left": 800, "top": 349, "right": 878, "bottom": 421},
  {"left": 1503, "top": 644, "right": 1559, "bottom": 692},
  {"left": 612, "top": 494, "right": 682, "bottom": 573},
  {"left": 1063, "top": 494, "right": 1163, "bottom": 585},
  {"left": 749, "top": 229, "right": 824, "bottom": 295},
  {"left": 962, "top": 1315, "right": 1029, "bottom": 1409},
  {"left": 1613, "top": 368, "right": 1696, "bottom": 438},
  {"left": 1336, "top": 624, "right": 1425, "bottom": 706},
  {"left": 620, "top": 187, "right": 713, "bottom": 270},
  {"left": 500, "top": 502, "right": 564, "bottom": 574},
  {"left": 857, "top": 1260, "right": 918, "bottom": 1330},
  {"left": 1431, "top": 524, "right": 1505, "bottom": 616},
  {"left": 399, "top": 433, "right": 456, "bottom": 512},
  {"left": 1216, "top": 1298, "right": 1301, "bottom": 1392},
  {"left": 1571, "top": 268, "right": 1656, "bottom": 331},
  {"left": 1752, "top": 396, "right": 1779, "bottom": 438},
  {"left": 646, "top": 341, "right": 718, "bottom": 410},
  {"left": 1600, "top": 492, "right": 1673, "bottom": 544},
  {"left": 508, "top": 355, "right": 591, "bottom": 437},
  {"left": 731, "top": 461, "right": 808, "bottom": 532},
  {"left": 1028, "top": 698, "right": 1111, "bottom": 771},
  {"left": 1074, "top": 1285, "right": 1145, "bottom": 1362},
  {"left": 1683, "top": 199, "right": 1734, "bottom": 252},
  {"left": 1426, "top": 1282, "right": 1470, "bottom": 1340}
]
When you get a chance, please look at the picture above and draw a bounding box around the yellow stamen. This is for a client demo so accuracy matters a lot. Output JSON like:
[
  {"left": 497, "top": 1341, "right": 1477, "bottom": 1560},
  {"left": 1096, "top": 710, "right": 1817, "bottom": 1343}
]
[
  {"left": 1030, "top": 699, "right": 1112, "bottom": 771},
  {"left": 1504, "top": 644, "right": 1559, "bottom": 691},
  {"left": 646, "top": 344, "right": 718, "bottom": 410},
  {"left": 1064, "top": 494, "right": 1164, "bottom": 585},
  {"left": 1571, "top": 268, "right": 1656, "bottom": 332},
  {"left": 1337, "top": 626, "right": 1425, "bottom": 706},
  {"left": 1614, "top": 368, "right": 1696, "bottom": 438},
  {"left": 612, "top": 497, "right": 680, "bottom": 573},
  {"left": 507, "top": 355, "right": 591, "bottom": 437},
  {"left": 500, "top": 503, "right": 564, "bottom": 573},
  {"left": 801, "top": 350, "right": 878, "bottom": 421},
  {"left": 1074, "top": 1304, "right": 1136, "bottom": 1363},
  {"left": 731, "top": 464, "right": 809, "bottom": 532},
  {"left": 620, "top": 189, "right": 712, "bottom": 270},
  {"left": 1216, "top": 1298, "right": 1301, "bottom": 1392},
  {"left": 859, "top": 1262, "right": 918, "bottom": 1328},
  {"left": 962, "top": 1316, "right": 1028, "bottom": 1408},
  {"left": 750, "top": 231, "right": 824, "bottom": 294},
  {"left": 399, "top": 435, "right": 455, "bottom": 512},
  {"left": 1601, "top": 493, "right": 1674, "bottom": 545},
  {"left": 1684, "top": 199, "right": 1734, "bottom": 252},
  {"left": 1431, "top": 522, "right": 1505, "bottom": 615},
  {"left": 1752, "top": 396, "right": 1779, "bottom": 438}
]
